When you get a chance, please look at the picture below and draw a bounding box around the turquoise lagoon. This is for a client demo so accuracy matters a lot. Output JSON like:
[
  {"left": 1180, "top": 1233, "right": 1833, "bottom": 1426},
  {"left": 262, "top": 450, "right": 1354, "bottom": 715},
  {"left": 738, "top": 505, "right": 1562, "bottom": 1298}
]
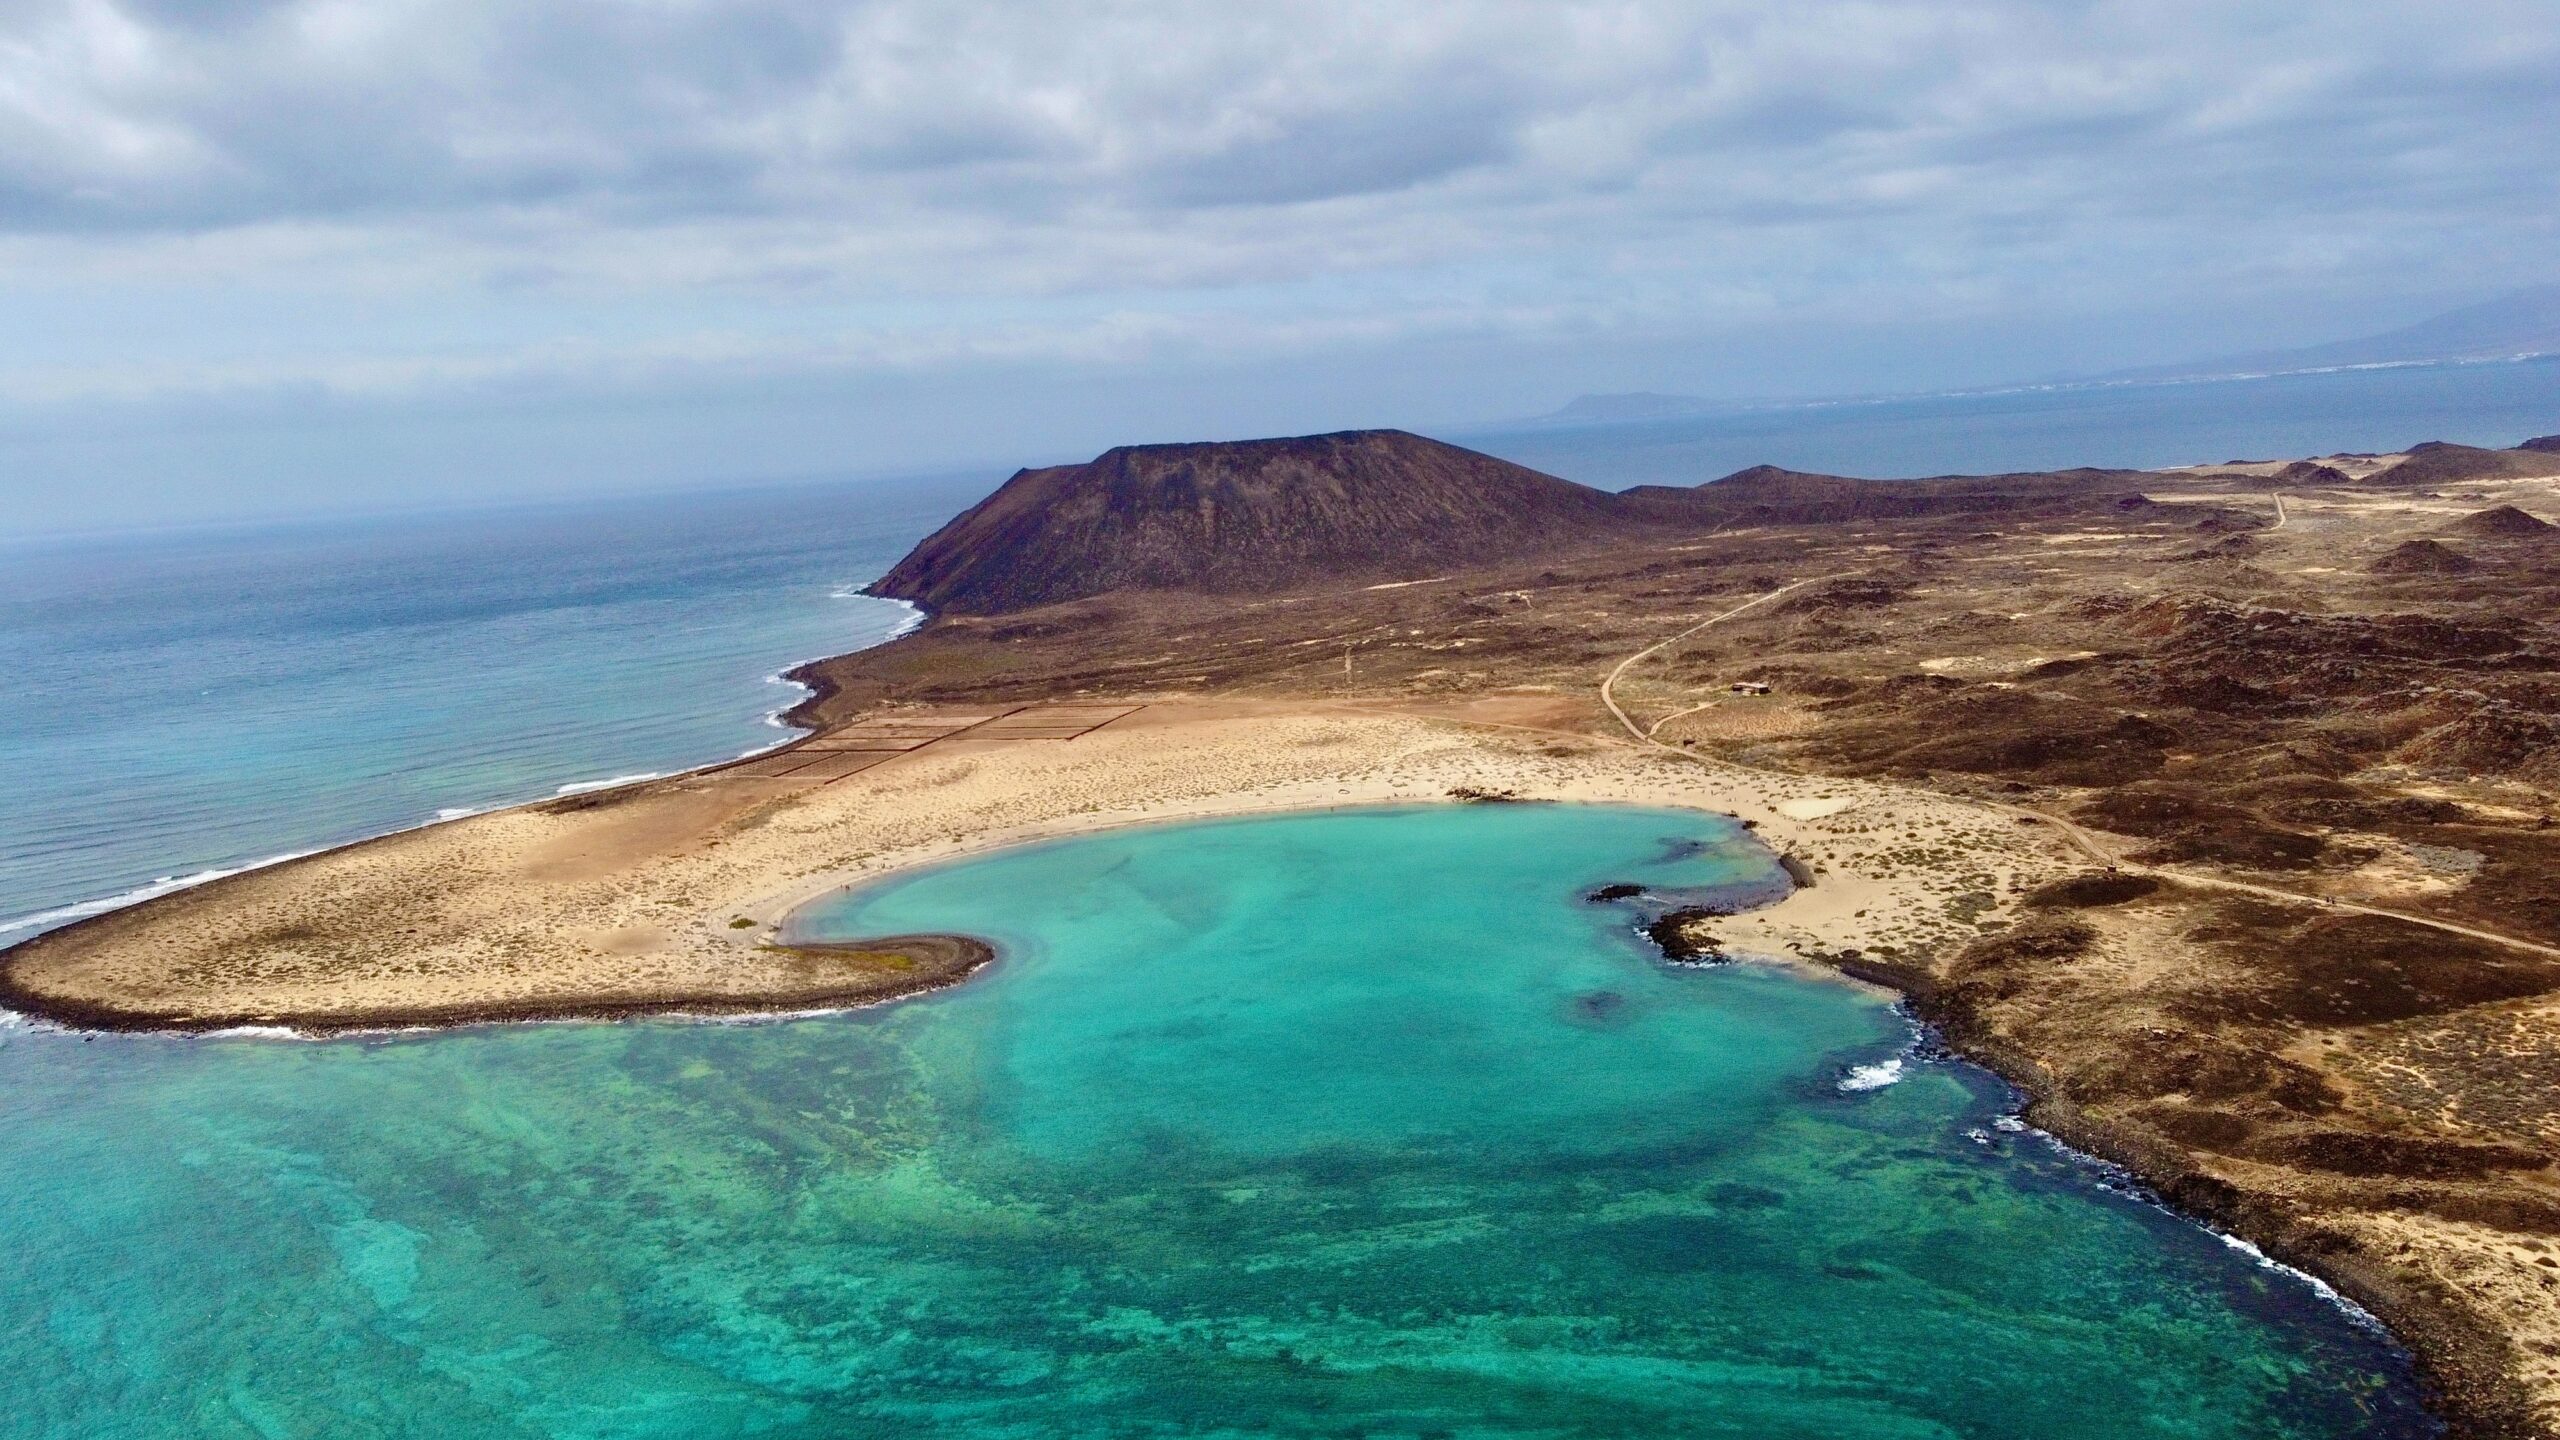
[{"left": 0, "top": 804, "right": 2434, "bottom": 1437}]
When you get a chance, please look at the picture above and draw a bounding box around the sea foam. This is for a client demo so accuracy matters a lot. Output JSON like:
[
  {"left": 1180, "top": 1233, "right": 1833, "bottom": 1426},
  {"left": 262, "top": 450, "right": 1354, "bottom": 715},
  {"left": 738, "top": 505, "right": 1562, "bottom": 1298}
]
[
  {"left": 554, "top": 773, "right": 662, "bottom": 797},
  {"left": 1838, "top": 1056, "right": 1907, "bottom": 1092},
  {"left": 0, "top": 850, "right": 320, "bottom": 938}
]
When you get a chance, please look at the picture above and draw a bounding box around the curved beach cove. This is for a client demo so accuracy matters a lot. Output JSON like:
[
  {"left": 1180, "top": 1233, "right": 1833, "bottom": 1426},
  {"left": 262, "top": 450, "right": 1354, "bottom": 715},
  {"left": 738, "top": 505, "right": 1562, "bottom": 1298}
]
[{"left": 0, "top": 804, "right": 2434, "bottom": 1437}]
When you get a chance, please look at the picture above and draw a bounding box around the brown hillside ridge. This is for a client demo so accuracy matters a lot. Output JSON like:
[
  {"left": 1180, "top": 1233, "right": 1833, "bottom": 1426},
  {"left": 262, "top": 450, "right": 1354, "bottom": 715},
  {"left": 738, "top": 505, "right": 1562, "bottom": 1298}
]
[
  {"left": 2374, "top": 538, "right": 2477, "bottom": 575},
  {"left": 2275, "top": 459, "right": 2356, "bottom": 485},
  {"left": 1617, "top": 461, "right": 2158, "bottom": 525},
  {"left": 2372, "top": 441, "right": 2560, "bottom": 488},
  {"left": 872, "top": 435, "right": 2177, "bottom": 615},
  {"left": 2521, "top": 434, "right": 2560, "bottom": 454},
  {"left": 867, "top": 429, "right": 1637, "bottom": 614},
  {"left": 20, "top": 424, "right": 2560, "bottom": 1435},
  {"left": 2445, "top": 505, "right": 2556, "bottom": 539}
]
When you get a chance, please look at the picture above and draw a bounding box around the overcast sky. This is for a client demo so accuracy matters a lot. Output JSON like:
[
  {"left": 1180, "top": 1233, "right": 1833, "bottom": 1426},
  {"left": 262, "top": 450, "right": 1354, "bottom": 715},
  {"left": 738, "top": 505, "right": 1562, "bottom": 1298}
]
[{"left": 3, "top": 0, "right": 2555, "bottom": 530}]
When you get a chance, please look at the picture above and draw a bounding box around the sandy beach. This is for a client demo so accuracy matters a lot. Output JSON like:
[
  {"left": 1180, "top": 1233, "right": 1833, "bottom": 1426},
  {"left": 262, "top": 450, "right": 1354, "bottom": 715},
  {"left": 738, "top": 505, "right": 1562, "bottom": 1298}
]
[{"left": 0, "top": 696, "right": 2070, "bottom": 1033}]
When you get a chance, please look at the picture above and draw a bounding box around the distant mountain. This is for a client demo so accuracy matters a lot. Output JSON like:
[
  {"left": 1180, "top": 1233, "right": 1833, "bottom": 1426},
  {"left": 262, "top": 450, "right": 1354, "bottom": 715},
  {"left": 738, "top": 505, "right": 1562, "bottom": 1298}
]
[
  {"left": 2104, "top": 285, "right": 2560, "bottom": 383},
  {"left": 868, "top": 430, "right": 1636, "bottom": 614}
]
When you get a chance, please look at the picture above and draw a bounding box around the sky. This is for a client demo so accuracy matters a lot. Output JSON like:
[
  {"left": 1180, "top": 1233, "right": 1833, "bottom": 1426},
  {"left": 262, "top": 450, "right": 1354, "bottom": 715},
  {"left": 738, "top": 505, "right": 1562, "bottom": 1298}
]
[{"left": 2, "top": 0, "right": 2555, "bottom": 531}]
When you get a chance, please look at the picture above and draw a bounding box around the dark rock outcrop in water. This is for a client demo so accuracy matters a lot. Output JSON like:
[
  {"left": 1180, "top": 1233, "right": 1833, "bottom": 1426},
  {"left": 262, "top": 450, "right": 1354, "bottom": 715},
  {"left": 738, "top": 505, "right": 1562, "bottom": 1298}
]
[
  {"left": 1643, "top": 908, "right": 1729, "bottom": 963},
  {"left": 868, "top": 430, "right": 1634, "bottom": 614}
]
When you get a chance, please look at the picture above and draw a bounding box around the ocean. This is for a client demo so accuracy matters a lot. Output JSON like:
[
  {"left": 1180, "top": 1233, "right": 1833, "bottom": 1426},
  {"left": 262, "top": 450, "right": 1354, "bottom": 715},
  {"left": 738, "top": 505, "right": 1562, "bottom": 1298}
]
[{"left": 0, "top": 475, "right": 974, "bottom": 942}]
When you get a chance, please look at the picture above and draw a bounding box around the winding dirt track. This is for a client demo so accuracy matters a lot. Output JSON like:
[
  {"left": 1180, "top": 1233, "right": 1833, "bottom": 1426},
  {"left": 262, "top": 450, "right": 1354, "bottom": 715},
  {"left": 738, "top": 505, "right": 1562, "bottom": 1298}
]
[
  {"left": 1597, "top": 578, "right": 2560, "bottom": 962},
  {"left": 1597, "top": 579, "right": 1818, "bottom": 739}
]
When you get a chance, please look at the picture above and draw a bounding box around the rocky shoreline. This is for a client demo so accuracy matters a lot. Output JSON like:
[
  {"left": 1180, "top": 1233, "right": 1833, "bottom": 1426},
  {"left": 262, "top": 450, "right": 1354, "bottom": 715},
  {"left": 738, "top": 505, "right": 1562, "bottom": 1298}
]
[{"left": 1830, "top": 945, "right": 2527, "bottom": 1438}]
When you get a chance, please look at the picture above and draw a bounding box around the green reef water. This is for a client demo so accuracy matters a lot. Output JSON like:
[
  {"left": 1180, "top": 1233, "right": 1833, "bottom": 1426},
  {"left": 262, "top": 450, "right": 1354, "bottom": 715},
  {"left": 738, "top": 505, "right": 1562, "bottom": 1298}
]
[{"left": 0, "top": 804, "right": 2436, "bottom": 1437}]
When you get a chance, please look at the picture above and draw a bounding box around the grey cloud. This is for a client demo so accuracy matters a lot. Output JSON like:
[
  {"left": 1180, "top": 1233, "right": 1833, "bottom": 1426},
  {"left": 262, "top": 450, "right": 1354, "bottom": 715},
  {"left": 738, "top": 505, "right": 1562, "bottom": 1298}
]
[
  {"left": 0, "top": 2, "right": 2546, "bottom": 249},
  {"left": 0, "top": 0, "right": 2550, "bottom": 433}
]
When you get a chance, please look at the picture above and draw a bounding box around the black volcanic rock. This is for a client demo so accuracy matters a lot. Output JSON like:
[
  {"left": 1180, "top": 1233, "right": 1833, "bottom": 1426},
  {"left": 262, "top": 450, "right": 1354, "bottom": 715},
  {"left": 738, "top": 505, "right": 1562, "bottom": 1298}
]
[
  {"left": 870, "top": 430, "right": 1636, "bottom": 614},
  {"left": 1643, "top": 908, "right": 1728, "bottom": 963}
]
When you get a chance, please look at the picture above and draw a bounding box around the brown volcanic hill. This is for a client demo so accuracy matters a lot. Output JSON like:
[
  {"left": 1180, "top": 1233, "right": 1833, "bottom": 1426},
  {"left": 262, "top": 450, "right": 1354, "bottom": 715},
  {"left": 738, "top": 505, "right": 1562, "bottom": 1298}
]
[
  {"left": 868, "top": 430, "right": 1635, "bottom": 614},
  {"left": 2521, "top": 433, "right": 2560, "bottom": 453},
  {"left": 2443, "top": 505, "right": 2555, "bottom": 538},
  {"left": 1618, "top": 463, "right": 2152, "bottom": 525},
  {"left": 2367, "top": 441, "right": 2560, "bottom": 487},
  {"left": 2371, "top": 538, "right": 2476, "bottom": 574},
  {"left": 2274, "top": 460, "right": 2353, "bottom": 486}
]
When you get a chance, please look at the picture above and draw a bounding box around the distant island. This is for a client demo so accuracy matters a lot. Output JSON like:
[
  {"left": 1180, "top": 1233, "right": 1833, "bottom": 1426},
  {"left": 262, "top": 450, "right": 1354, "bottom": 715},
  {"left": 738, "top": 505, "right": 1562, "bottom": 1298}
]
[
  {"left": 1542, "top": 392, "right": 1729, "bottom": 423},
  {"left": 10, "top": 423, "right": 2560, "bottom": 1435}
]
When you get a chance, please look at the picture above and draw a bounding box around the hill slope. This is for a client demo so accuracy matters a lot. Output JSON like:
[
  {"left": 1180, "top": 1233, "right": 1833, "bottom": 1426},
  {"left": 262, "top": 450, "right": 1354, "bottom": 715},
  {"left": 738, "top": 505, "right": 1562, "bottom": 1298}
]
[
  {"left": 2444, "top": 505, "right": 2555, "bottom": 538},
  {"left": 1618, "top": 463, "right": 2154, "bottom": 525},
  {"left": 869, "top": 430, "right": 1634, "bottom": 614},
  {"left": 2370, "top": 442, "right": 2560, "bottom": 488}
]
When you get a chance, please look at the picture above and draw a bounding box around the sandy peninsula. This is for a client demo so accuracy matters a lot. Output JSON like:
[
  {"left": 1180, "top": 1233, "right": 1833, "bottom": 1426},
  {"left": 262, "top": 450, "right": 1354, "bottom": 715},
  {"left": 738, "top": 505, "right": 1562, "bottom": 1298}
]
[{"left": 0, "top": 696, "right": 2053, "bottom": 1033}]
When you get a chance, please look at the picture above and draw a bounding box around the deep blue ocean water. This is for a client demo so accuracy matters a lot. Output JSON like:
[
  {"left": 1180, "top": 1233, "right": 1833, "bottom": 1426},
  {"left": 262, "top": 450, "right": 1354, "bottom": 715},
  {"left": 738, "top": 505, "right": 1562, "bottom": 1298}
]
[{"left": 0, "top": 475, "right": 976, "bottom": 941}]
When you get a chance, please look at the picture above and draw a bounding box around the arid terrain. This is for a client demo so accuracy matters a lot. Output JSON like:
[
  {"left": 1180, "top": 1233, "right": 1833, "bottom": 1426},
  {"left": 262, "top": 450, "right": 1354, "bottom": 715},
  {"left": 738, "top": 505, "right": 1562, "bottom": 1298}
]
[{"left": 10, "top": 428, "right": 2560, "bottom": 1433}]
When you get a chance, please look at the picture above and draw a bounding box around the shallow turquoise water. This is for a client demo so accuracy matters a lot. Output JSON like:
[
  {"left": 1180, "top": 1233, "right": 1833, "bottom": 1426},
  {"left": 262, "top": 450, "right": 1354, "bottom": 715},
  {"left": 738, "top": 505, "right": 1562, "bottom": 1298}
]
[{"left": 0, "top": 805, "right": 2434, "bottom": 1437}]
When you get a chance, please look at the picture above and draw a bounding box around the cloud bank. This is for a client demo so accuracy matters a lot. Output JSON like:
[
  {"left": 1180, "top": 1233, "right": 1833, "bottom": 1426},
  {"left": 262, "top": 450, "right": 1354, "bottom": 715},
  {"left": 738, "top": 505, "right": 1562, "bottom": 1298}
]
[{"left": 0, "top": 0, "right": 2554, "bottom": 520}]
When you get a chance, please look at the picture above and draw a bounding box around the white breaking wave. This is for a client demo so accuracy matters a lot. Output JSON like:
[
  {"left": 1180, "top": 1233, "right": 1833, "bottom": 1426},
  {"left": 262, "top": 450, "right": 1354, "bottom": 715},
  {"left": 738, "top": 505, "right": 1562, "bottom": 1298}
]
[
  {"left": 554, "top": 773, "right": 661, "bottom": 797},
  {"left": 0, "top": 850, "right": 320, "bottom": 938},
  {"left": 2211, "top": 1227, "right": 2389, "bottom": 1330},
  {"left": 1838, "top": 1056, "right": 1907, "bottom": 1092},
  {"left": 434, "top": 806, "right": 483, "bottom": 821},
  {"left": 759, "top": 596, "right": 926, "bottom": 728}
]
